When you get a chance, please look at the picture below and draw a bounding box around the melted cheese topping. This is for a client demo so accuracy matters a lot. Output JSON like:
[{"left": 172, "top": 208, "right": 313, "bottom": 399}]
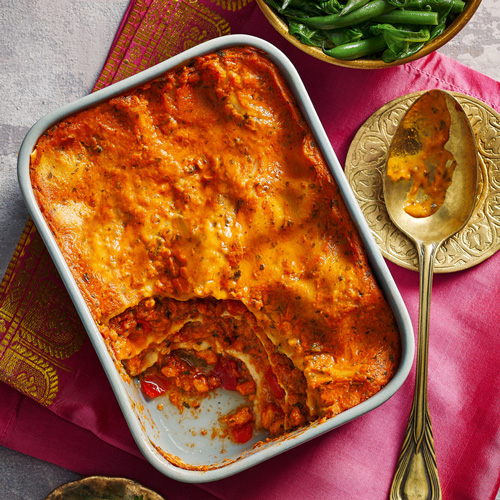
[{"left": 30, "top": 46, "right": 401, "bottom": 438}]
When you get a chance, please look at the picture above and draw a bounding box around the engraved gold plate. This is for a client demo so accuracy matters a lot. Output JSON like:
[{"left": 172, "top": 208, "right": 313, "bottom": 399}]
[
  {"left": 44, "top": 476, "right": 165, "bottom": 500},
  {"left": 345, "top": 91, "right": 500, "bottom": 272}
]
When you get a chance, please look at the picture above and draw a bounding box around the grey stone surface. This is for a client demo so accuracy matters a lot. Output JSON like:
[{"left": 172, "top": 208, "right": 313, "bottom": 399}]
[
  {"left": 0, "top": 0, "right": 499, "bottom": 498},
  {"left": 0, "top": 0, "right": 129, "bottom": 278},
  {"left": 0, "top": 446, "right": 81, "bottom": 500},
  {"left": 440, "top": 0, "right": 500, "bottom": 79}
]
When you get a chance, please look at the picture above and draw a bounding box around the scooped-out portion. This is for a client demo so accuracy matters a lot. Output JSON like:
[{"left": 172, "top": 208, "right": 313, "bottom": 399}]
[
  {"left": 109, "top": 296, "right": 308, "bottom": 442},
  {"left": 30, "top": 46, "right": 401, "bottom": 445}
]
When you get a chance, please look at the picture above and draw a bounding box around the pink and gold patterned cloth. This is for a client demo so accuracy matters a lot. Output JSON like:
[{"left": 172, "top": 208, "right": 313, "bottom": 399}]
[{"left": 1, "top": 1, "right": 500, "bottom": 499}]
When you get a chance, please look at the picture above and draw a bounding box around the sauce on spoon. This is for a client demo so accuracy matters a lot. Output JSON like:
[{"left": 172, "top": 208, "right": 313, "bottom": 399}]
[{"left": 386, "top": 90, "right": 457, "bottom": 218}]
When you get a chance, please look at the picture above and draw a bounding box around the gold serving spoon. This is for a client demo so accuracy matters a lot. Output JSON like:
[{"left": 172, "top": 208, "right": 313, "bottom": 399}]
[{"left": 385, "top": 89, "right": 478, "bottom": 500}]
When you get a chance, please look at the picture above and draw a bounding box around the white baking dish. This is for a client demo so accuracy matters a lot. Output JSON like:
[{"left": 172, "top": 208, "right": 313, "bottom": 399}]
[{"left": 18, "top": 34, "right": 414, "bottom": 483}]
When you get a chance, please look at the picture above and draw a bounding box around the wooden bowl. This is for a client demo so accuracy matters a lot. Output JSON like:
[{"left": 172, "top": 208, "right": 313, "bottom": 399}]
[{"left": 256, "top": 0, "right": 482, "bottom": 69}]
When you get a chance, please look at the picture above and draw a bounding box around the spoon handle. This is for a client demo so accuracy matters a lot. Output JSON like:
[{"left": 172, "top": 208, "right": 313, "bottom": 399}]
[{"left": 390, "top": 242, "right": 442, "bottom": 500}]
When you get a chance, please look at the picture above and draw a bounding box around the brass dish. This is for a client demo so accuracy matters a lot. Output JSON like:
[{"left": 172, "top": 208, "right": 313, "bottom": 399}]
[
  {"left": 256, "top": 0, "right": 482, "bottom": 69},
  {"left": 345, "top": 90, "right": 500, "bottom": 272},
  {"left": 44, "top": 476, "right": 166, "bottom": 500}
]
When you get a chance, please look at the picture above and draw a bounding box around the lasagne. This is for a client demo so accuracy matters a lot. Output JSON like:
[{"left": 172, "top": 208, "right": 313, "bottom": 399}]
[{"left": 30, "top": 46, "right": 401, "bottom": 444}]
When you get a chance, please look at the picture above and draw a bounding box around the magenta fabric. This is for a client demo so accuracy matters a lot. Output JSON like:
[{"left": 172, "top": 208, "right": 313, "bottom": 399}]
[{"left": 1, "top": 1, "right": 500, "bottom": 499}]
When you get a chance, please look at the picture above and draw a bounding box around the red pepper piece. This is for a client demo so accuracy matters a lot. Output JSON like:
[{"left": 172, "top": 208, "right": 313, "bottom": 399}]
[
  {"left": 140, "top": 372, "right": 171, "bottom": 398},
  {"left": 265, "top": 367, "right": 285, "bottom": 399},
  {"left": 212, "top": 358, "right": 241, "bottom": 391},
  {"left": 229, "top": 422, "right": 253, "bottom": 444}
]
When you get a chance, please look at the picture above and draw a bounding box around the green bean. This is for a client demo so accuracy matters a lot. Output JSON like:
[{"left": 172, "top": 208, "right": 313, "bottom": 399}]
[
  {"left": 373, "top": 10, "right": 440, "bottom": 24},
  {"left": 264, "top": 0, "right": 466, "bottom": 61},
  {"left": 322, "top": 34, "right": 387, "bottom": 59},
  {"left": 404, "top": 0, "right": 465, "bottom": 12},
  {"left": 293, "top": 0, "right": 396, "bottom": 29}
]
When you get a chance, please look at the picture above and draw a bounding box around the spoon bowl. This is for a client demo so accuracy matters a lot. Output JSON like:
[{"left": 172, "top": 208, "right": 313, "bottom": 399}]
[
  {"left": 384, "top": 89, "right": 478, "bottom": 246},
  {"left": 386, "top": 89, "right": 478, "bottom": 500}
]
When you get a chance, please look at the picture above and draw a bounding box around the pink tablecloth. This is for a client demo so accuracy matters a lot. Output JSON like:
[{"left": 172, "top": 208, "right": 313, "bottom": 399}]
[{"left": 1, "top": 1, "right": 500, "bottom": 499}]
